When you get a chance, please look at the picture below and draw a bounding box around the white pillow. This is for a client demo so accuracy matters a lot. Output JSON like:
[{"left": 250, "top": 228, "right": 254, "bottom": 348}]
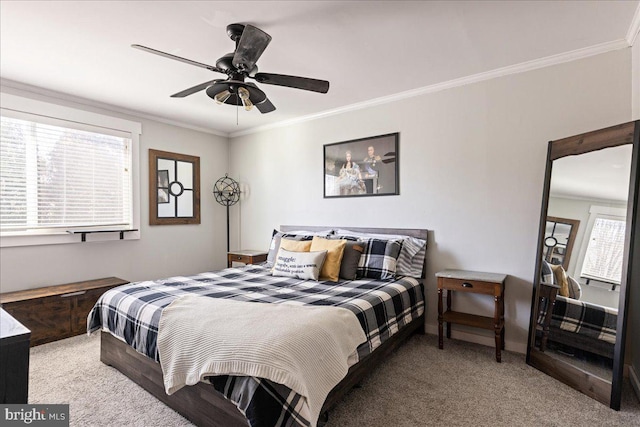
[{"left": 272, "top": 248, "right": 328, "bottom": 281}]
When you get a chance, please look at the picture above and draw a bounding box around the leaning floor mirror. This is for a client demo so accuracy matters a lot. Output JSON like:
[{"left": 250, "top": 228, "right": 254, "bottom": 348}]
[{"left": 527, "top": 121, "right": 640, "bottom": 409}]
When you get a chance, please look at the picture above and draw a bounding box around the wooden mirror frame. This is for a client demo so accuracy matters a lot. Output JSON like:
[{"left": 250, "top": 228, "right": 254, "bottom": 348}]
[
  {"left": 149, "top": 149, "right": 201, "bottom": 225},
  {"left": 526, "top": 121, "right": 640, "bottom": 409},
  {"left": 544, "top": 216, "right": 580, "bottom": 270}
]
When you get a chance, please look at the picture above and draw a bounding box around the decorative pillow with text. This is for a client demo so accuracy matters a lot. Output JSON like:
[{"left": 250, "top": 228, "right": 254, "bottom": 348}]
[{"left": 272, "top": 248, "right": 328, "bottom": 281}]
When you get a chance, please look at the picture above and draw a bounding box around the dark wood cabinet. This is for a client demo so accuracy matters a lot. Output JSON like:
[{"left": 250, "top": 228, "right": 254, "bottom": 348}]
[
  {"left": 0, "top": 277, "right": 128, "bottom": 346},
  {"left": 0, "top": 308, "right": 30, "bottom": 403}
]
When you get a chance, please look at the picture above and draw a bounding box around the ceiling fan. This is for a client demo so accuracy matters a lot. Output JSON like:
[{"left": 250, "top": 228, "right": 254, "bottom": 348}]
[{"left": 132, "top": 23, "right": 330, "bottom": 114}]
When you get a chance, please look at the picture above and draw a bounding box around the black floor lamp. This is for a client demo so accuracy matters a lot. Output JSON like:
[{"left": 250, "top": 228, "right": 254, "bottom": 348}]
[{"left": 213, "top": 174, "right": 240, "bottom": 252}]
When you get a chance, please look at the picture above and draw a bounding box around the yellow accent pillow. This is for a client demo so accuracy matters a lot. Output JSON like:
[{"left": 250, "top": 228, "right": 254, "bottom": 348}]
[
  {"left": 310, "top": 236, "right": 346, "bottom": 282},
  {"left": 279, "top": 238, "right": 312, "bottom": 252},
  {"left": 550, "top": 264, "right": 570, "bottom": 297}
]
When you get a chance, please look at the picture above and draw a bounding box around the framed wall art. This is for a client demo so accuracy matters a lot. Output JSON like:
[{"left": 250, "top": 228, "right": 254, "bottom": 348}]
[
  {"left": 324, "top": 132, "right": 399, "bottom": 198},
  {"left": 149, "top": 149, "right": 200, "bottom": 225}
]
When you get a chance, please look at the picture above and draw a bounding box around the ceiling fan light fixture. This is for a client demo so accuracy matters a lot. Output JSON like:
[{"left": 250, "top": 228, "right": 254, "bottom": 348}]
[
  {"left": 238, "top": 87, "right": 253, "bottom": 111},
  {"left": 214, "top": 90, "right": 231, "bottom": 104}
]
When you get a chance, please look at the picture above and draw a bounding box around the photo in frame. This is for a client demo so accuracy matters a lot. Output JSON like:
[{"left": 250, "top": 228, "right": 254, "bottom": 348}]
[
  {"left": 149, "top": 149, "right": 200, "bottom": 225},
  {"left": 324, "top": 132, "right": 399, "bottom": 198}
]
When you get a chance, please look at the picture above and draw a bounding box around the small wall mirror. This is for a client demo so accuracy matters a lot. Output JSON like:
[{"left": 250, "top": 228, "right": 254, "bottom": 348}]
[
  {"left": 149, "top": 149, "right": 201, "bottom": 225},
  {"left": 544, "top": 216, "right": 580, "bottom": 270},
  {"left": 527, "top": 121, "right": 640, "bottom": 410}
]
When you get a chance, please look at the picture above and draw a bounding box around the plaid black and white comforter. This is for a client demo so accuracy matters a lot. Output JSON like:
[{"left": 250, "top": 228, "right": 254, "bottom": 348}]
[
  {"left": 88, "top": 265, "right": 424, "bottom": 427},
  {"left": 551, "top": 295, "right": 617, "bottom": 345}
]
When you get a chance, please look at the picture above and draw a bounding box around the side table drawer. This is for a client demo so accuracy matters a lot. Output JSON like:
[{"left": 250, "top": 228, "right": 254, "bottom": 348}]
[
  {"left": 438, "top": 277, "right": 497, "bottom": 295},
  {"left": 229, "top": 254, "right": 253, "bottom": 264},
  {"left": 227, "top": 252, "right": 268, "bottom": 267}
]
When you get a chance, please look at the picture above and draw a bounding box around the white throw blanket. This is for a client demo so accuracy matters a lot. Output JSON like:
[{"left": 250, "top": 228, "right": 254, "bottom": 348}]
[{"left": 157, "top": 295, "right": 367, "bottom": 426}]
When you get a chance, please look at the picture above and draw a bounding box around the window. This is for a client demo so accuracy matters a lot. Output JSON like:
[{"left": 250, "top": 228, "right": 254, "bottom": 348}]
[
  {"left": 0, "top": 93, "right": 141, "bottom": 246},
  {"left": 580, "top": 217, "right": 626, "bottom": 285}
]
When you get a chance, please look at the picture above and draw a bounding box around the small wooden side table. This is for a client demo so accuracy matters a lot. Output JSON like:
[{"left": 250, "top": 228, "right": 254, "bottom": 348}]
[
  {"left": 227, "top": 250, "right": 268, "bottom": 268},
  {"left": 436, "top": 269, "right": 507, "bottom": 362}
]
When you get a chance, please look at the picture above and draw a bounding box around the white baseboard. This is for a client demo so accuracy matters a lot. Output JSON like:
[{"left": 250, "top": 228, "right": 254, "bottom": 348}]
[
  {"left": 630, "top": 365, "right": 640, "bottom": 402},
  {"left": 424, "top": 324, "right": 527, "bottom": 355}
]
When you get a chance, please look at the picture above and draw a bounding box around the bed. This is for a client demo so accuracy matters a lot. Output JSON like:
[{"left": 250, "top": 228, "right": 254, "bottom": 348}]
[
  {"left": 89, "top": 226, "right": 428, "bottom": 427},
  {"left": 548, "top": 296, "right": 617, "bottom": 359},
  {"left": 538, "top": 260, "right": 617, "bottom": 359}
]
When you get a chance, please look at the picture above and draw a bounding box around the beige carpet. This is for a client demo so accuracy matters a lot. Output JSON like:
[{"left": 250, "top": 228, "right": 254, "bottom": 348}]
[{"left": 29, "top": 333, "right": 640, "bottom": 426}]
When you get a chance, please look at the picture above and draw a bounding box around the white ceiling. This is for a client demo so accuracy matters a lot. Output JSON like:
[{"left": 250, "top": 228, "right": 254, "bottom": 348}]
[{"left": 1, "top": 1, "right": 639, "bottom": 136}]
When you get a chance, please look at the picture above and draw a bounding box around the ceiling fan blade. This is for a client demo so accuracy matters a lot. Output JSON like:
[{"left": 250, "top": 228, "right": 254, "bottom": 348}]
[
  {"left": 256, "top": 97, "right": 276, "bottom": 114},
  {"left": 131, "top": 44, "right": 225, "bottom": 73},
  {"left": 252, "top": 73, "right": 329, "bottom": 93},
  {"left": 232, "top": 25, "right": 272, "bottom": 72},
  {"left": 170, "top": 80, "right": 223, "bottom": 98}
]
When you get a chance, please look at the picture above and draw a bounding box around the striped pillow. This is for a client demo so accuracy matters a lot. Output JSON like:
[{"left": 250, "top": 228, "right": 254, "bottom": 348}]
[
  {"left": 395, "top": 236, "right": 427, "bottom": 278},
  {"left": 357, "top": 238, "right": 403, "bottom": 280}
]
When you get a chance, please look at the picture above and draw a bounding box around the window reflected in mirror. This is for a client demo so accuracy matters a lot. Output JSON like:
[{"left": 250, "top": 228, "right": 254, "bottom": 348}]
[{"left": 535, "top": 143, "right": 632, "bottom": 383}]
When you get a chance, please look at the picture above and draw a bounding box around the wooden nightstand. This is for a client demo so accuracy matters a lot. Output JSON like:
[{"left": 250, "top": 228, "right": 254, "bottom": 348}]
[
  {"left": 227, "top": 250, "right": 268, "bottom": 268},
  {"left": 436, "top": 269, "right": 507, "bottom": 362}
]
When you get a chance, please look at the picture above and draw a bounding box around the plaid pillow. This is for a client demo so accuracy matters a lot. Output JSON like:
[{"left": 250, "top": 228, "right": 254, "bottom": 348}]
[
  {"left": 541, "top": 260, "right": 555, "bottom": 285},
  {"left": 357, "top": 238, "right": 403, "bottom": 280},
  {"left": 335, "top": 229, "right": 425, "bottom": 278}
]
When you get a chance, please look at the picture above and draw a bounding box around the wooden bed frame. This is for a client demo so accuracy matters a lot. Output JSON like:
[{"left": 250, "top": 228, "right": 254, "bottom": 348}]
[
  {"left": 546, "top": 327, "right": 615, "bottom": 359},
  {"left": 99, "top": 226, "right": 428, "bottom": 427}
]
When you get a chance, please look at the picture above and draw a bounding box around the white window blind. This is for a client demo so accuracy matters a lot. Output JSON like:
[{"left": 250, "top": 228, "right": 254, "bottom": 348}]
[
  {"left": 0, "top": 114, "right": 133, "bottom": 234},
  {"left": 580, "top": 217, "right": 626, "bottom": 284}
]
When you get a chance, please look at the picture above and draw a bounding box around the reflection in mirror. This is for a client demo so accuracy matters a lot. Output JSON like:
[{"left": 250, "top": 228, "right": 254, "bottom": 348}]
[
  {"left": 537, "top": 145, "right": 631, "bottom": 382},
  {"left": 544, "top": 216, "right": 580, "bottom": 270},
  {"left": 527, "top": 121, "right": 639, "bottom": 410}
]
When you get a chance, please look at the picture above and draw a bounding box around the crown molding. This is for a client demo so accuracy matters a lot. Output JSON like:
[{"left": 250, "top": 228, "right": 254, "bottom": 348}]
[
  {"left": 230, "top": 39, "right": 629, "bottom": 138},
  {"left": 627, "top": 2, "right": 640, "bottom": 46},
  {"left": 0, "top": 78, "right": 230, "bottom": 138},
  {"left": 2, "top": 33, "right": 631, "bottom": 142}
]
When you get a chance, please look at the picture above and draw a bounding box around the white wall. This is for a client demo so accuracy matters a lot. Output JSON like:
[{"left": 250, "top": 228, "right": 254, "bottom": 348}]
[
  {"left": 229, "top": 49, "right": 632, "bottom": 353},
  {"left": 0, "top": 85, "right": 230, "bottom": 293}
]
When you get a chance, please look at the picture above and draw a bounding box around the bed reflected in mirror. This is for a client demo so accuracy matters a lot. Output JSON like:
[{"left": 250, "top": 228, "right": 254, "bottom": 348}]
[
  {"left": 536, "top": 145, "right": 631, "bottom": 382},
  {"left": 527, "top": 122, "right": 639, "bottom": 410}
]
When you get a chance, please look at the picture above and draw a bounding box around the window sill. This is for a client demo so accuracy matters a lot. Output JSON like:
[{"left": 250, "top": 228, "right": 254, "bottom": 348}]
[{"left": 0, "top": 229, "right": 141, "bottom": 247}]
